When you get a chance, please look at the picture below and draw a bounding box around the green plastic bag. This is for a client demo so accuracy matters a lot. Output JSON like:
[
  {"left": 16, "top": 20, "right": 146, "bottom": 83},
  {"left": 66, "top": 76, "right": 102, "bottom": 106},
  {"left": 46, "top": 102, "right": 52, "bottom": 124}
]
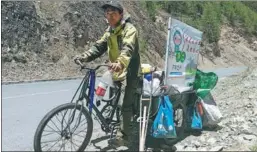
[{"left": 193, "top": 69, "right": 218, "bottom": 98}]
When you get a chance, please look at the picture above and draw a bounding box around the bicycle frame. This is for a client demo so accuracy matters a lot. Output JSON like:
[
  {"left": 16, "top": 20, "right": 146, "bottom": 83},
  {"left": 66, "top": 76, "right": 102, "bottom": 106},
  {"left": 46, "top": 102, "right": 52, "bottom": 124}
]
[{"left": 68, "top": 66, "right": 122, "bottom": 133}]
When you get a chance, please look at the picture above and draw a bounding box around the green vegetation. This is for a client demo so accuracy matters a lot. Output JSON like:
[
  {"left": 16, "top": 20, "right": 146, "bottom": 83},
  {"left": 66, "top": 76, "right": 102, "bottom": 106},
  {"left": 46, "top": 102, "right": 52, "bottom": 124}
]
[
  {"left": 139, "top": 37, "right": 147, "bottom": 53},
  {"left": 142, "top": 1, "right": 257, "bottom": 43},
  {"left": 250, "top": 143, "right": 257, "bottom": 151}
]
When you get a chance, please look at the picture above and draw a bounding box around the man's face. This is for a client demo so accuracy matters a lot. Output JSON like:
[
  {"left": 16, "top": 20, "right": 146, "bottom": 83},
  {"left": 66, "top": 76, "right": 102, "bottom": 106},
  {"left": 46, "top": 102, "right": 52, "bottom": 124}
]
[{"left": 104, "top": 7, "right": 122, "bottom": 27}]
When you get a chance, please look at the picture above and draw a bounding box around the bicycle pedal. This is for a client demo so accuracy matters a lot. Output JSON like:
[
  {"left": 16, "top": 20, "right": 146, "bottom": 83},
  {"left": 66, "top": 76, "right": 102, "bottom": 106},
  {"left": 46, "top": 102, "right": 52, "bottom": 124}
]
[{"left": 96, "top": 100, "right": 101, "bottom": 107}]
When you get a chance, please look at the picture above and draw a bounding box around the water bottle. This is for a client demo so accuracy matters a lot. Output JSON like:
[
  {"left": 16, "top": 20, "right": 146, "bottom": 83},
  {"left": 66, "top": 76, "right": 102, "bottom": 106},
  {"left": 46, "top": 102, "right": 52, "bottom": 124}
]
[
  {"left": 95, "top": 81, "right": 108, "bottom": 100},
  {"left": 95, "top": 71, "right": 114, "bottom": 101}
]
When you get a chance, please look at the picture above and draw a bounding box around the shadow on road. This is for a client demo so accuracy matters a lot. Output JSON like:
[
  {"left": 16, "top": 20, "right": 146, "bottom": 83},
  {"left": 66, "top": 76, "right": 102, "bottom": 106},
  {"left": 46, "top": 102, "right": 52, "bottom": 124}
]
[
  {"left": 89, "top": 123, "right": 223, "bottom": 151},
  {"left": 90, "top": 135, "right": 118, "bottom": 151},
  {"left": 145, "top": 124, "right": 223, "bottom": 151}
]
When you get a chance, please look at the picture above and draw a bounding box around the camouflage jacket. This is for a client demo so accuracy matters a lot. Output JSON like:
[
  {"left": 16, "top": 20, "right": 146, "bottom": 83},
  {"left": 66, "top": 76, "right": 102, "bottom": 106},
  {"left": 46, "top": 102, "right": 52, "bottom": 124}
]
[{"left": 80, "top": 14, "right": 141, "bottom": 81}]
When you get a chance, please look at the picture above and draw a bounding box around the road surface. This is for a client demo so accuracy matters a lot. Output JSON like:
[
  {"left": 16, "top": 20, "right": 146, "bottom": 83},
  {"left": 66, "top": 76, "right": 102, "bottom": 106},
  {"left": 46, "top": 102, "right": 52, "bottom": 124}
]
[{"left": 1, "top": 66, "right": 247, "bottom": 151}]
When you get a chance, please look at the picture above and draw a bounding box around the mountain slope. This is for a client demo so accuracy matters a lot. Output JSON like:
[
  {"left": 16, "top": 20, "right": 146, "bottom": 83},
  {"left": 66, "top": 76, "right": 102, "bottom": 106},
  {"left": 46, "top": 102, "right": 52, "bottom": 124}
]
[{"left": 1, "top": 1, "right": 257, "bottom": 82}]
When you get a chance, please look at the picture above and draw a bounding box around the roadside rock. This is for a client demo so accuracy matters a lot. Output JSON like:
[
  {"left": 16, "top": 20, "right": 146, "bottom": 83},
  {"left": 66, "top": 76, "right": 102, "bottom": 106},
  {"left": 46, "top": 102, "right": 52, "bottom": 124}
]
[
  {"left": 13, "top": 53, "right": 28, "bottom": 63},
  {"left": 173, "top": 68, "right": 257, "bottom": 151},
  {"left": 243, "top": 134, "right": 256, "bottom": 141},
  {"left": 209, "top": 146, "right": 223, "bottom": 151}
]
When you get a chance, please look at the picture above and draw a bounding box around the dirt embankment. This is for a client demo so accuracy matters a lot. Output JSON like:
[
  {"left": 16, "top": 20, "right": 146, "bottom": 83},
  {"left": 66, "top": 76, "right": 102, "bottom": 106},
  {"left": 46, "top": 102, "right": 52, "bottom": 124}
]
[
  {"left": 1, "top": 1, "right": 166, "bottom": 83},
  {"left": 1, "top": 1, "right": 257, "bottom": 83}
]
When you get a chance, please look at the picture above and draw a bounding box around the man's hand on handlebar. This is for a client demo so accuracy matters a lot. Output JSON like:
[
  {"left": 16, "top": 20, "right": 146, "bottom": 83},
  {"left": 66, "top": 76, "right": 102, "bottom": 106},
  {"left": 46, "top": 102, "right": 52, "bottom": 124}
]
[
  {"left": 73, "top": 56, "right": 81, "bottom": 65},
  {"left": 73, "top": 54, "right": 123, "bottom": 72},
  {"left": 108, "top": 62, "right": 123, "bottom": 72},
  {"left": 73, "top": 55, "right": 89, "bottom": 66}
]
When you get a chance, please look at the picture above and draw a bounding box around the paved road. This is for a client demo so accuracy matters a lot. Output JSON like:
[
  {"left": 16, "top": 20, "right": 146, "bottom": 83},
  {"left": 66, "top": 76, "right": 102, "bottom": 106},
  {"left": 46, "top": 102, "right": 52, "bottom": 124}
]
[{"left": 2, "top": 66, "right": 247, "bottom": 151}]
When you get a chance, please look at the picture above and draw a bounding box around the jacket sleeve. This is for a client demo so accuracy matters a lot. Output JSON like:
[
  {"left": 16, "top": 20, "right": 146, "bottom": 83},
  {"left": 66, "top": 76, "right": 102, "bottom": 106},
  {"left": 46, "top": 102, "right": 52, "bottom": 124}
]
[
  {"left": 80, "top": 32, "right": 108, "bottom": 62},
  {"left": 116, "top": 26, "right": 138, "bottom": 68}
]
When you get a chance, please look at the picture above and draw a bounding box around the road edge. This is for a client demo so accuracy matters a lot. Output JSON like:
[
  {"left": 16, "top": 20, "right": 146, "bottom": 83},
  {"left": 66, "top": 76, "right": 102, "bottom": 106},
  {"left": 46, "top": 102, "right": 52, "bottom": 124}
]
[
  {"left": 2, "top": 66, "right": 249, "bottom": 85},
  {"left": 2, "top": 76, "right": 85, "bottom": 85}
]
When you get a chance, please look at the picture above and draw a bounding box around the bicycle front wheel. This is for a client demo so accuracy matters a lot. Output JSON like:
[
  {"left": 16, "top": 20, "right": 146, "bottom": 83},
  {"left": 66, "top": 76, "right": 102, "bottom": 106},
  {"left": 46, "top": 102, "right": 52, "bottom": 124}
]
[{"left": 34, "top": 103, "right": 93, "bottom": 152}]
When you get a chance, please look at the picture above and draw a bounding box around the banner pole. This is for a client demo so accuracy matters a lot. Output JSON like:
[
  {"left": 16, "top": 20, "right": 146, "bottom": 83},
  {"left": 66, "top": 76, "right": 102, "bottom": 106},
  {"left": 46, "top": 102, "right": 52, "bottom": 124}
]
[{"left": 164, "top": 17, "right": 172, "bottom": 85}]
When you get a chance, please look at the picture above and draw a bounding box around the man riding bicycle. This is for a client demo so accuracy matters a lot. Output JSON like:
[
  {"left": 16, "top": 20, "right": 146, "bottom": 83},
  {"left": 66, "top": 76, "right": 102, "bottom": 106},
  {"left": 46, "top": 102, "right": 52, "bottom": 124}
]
[{"left": 74, "top": 1, "right": 141, "bottom": 146}]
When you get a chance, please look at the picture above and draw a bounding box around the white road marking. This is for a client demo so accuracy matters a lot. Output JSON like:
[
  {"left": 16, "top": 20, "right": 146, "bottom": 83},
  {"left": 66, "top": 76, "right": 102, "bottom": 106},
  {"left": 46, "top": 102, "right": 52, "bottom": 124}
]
[{"left": 2, "top": 89, "right": 71, "bottom": 100}]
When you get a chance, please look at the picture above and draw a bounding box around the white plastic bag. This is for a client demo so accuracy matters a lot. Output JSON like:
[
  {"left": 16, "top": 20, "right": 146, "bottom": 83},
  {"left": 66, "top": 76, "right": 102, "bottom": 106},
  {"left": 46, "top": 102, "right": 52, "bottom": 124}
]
[
  {"left": 100, "top": 70, "right": 114, "bottom": 88},
  {"left": 200, "top": 93, "right": 223, "bottom": 126},
  {"left": 143, "top": 78, "right": 151, "bottom": 96},
  {"left": 143, "top": 78, "right": 161, "bottom": 96},
  {"left": 152, "top": 78, "right": 161, "bottom": 96}
]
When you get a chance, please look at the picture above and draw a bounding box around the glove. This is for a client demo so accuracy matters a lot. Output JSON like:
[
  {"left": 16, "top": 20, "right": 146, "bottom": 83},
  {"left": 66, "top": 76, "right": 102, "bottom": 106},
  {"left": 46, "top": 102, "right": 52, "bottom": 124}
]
[{"left": 109, "top": 62, "right": 123, "bottom": 72}]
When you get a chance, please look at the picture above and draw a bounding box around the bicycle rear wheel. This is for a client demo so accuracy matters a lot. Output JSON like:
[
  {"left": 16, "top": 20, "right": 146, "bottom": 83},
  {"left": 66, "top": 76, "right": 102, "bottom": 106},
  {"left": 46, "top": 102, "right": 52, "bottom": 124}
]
[{"left": 34, "top": 103, "right": 93, "bottom": 152}]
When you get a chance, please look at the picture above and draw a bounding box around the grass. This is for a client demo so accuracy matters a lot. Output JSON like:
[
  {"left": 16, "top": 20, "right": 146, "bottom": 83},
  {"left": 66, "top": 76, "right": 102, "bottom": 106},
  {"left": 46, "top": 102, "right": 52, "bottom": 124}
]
[
  {"left": 250, "top": 144, "right": 257, "bottom": 151},
  {"left": 139, "top": 37, "right": 147, "bottom": 54}
]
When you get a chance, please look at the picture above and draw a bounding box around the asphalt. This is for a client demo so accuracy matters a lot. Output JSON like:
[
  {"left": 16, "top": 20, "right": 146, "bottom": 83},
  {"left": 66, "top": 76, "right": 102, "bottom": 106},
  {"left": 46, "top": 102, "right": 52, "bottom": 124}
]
[{"left": 1, "top": 66, "right": 247, "bottom": 151}]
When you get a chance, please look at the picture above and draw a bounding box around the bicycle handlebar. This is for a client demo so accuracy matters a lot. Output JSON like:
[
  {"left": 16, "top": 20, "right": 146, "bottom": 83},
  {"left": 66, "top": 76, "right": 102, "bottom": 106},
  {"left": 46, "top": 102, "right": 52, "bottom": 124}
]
[{"left": 75, "top": 59, "right": 109, "bottom": 71}]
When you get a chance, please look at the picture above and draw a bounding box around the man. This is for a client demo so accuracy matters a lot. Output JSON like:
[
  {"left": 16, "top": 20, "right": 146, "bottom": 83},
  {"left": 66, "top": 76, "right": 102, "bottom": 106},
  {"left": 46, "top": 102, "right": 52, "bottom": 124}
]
[{"left": 74, "top": 1, "right": 141, "bottom": 146}]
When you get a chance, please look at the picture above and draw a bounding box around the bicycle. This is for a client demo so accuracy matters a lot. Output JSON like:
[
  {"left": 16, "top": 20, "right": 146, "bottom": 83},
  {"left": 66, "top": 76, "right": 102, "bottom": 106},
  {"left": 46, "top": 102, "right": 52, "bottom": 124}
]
[
  {"left": 33, "top": 62, "right": 123, "bottom": 151},
  {"left": 33, "top": 61, "right": 190, "bottom": 151}
]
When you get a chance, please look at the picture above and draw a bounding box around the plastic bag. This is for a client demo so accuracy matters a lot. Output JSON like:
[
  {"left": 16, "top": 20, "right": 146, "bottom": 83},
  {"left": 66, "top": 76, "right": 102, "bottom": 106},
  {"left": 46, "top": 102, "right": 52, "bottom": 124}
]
[
  {"left": 200, "top": 93, "right": 223, "bottom": 126},
  {"left": 192, "top": 69, "right": 221, "bottom": 126},
  {"left": 193, "top": 69, "right": 218, "bottom": 94},
  {"left": 143, "top": 78, "right": 161, "bottom": 96},
  {"left": 152, "top": 96, "right": 177, "bottom": 138},
  {"left": 143, "top": 78, "right": 151, "bottom": 96},
  {"left": 191, "top": 101, "right": 203, "bottom": 129},
  {"left": 152, "top": 78, "right": 161, "bottom": 96},
  {"left": 100, "top": 71, "right": 114, "bottom": 88}
]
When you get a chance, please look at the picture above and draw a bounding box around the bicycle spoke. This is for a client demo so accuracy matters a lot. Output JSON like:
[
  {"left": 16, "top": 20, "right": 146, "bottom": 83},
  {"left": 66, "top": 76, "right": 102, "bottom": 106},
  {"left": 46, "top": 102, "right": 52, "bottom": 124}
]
[
  {"left": 73, "top": 128, "right": 87, "bottom": 136},
  {"left": 46, "top": 137, "right": 62, "bottom": 151},
  {"left": 71, "top": 137, "right": 83, "bottom": 144},
  {"left": 70, "top": 117, "right": 88, "bottom": 134},
  {"left": 57, "top": 139, "right": 64, "bottom": 152},
  {"left": 68, "top": 108, "right": 75, "bottom": 122},
  {"left": 73, "top": 132, "right": 86, "bottom": 138},
  {"left": 71, "top": 110, "right": 82, "bottom": 130},
  {"left": 41, "top": 137, "right": 62, "bottom": 144},
  {"left": 43, "top": 130, "right": 61, "bottom": 133},
  {"left": 70, "top": 138, "right": 81, "bottom": 149},
  {"left": 71, "top": 122, "right": 87, "bottom": 134},
  {"left": 58, "top": 138, "right": 70, "bottom": 152},
  {"left": 61, "top": 110, "right": 69, "bottom": 126},
  {"left": 79, "top": 121, "right": 88, "bottom": 128},
  {"left": 70, "top": 138, "right": 73, "bottom": 151},
  {"left": 55, "top": 114, "right": 63, "bottom": 125},
  {"left": 46, "top": 125, "right": 60, "bottom": 132},
  {"left": 73, "top": 127, "right": 88, "bottom": 136},
  {"left": 50, "top": 119, "right": 62, "bottom": 133},
  {"left": 66, "top": 108, "right": 78, "bottom": 130},
  {"left": 63, "top": 139, "right": 66, "bottom": 152},
  {"left": 70, "top": 137, "right": 79, "bottom": 151},
  {"left": 42, "top": 132, "right": 57, "bottom": 137},
  {"left": 41, "top": 142, "right": 50, "bottom": 149},
  {"left": 76, "top": 117, "right": 87, "bottom": 126},
  {"left": 63, "top": 109, "right": 73, "bottom": 128}
]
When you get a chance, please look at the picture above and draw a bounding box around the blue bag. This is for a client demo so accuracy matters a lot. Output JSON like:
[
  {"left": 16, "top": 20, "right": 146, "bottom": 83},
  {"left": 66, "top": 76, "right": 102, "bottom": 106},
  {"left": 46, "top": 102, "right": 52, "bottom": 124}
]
[
  {"left": 152, "top": 96, "right": 177, "bottom": 138},
  {"left": 191, "top": 102, "right": 203, "bottom": 129}
]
